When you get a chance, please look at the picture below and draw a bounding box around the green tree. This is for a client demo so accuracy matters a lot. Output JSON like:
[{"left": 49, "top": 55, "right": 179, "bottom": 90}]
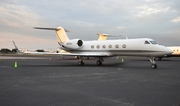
[
  {"left": 0, "top": 48, "right": 12, "bottom": 54},
  {"left": 12, "top": 49, "right": 17, "bottom": 53}
]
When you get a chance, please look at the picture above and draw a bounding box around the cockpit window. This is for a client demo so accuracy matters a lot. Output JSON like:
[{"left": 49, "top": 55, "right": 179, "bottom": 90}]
[
  {"left": 144, "top": 41, "right": 150, "bottom": 44},
  {"left": 150, "top": 41, "right": 158, "bottom": 44}
]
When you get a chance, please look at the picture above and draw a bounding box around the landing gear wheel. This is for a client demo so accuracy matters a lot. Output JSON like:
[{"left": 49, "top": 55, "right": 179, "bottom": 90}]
[
  {"left": 96, "top": 60, "right": 102, "bottom": 65},
  {"left": 155, "top": 57, "right": 161, "bottom": 61},
  {"left": 151, "top": 64, "right": 157, "bottom": 69},
  {"left": 78, "top": 61, "right": 84, "bottom": 66}
]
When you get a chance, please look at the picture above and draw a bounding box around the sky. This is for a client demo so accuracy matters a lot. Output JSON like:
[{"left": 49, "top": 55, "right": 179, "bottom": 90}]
[{"left": 0, "top": 0, "right": 180, "bottom": 50}]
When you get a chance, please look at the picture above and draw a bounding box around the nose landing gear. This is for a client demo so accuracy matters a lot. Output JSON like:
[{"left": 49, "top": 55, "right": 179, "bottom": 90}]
[{"left": 149, "top": 57, "right": 157, "bottom": 69}]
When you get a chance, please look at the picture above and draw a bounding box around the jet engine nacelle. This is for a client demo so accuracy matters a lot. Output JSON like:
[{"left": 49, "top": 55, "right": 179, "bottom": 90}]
[{"left": 61, "top": 39, "right": 83, "bottom": 50}]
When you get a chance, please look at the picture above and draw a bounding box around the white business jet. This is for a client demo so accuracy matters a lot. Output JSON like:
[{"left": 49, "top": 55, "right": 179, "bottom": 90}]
[
  {"left": 167, "top": 46, "right": 180, "bottom": 57},
  {"left": 155, "top": 46, "right": 180, "bottom": 60},
  {"left": 27, "top": 26, "right": 172, "bottom": 69}
]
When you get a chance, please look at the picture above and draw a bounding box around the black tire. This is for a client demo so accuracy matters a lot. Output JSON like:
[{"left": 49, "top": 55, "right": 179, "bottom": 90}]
[
  {"left": 81, "top": 61, "right": 84, "bottom": 65},
  {"left": 78, "top": 61, "right": 81, "bottom": 66},
  {"left": 78, "top": 61, "right": 84, "bottom": 66},
  {"left": 155, "top": 57, "right": 161, "bottom": 61},
  {"left": 151, "top": 64, "right": 157, "bottom": 69},
  {"left": 96, "top": 60, "right": 102, "bottom": 65}
]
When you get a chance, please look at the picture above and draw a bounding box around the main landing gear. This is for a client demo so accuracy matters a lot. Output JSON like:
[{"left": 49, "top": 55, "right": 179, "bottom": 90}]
[
  {"left": 96, "top": 58, "right": 104, "bottom": 65},
  {"left": 77, "top": 56, "right": 157, "bottom": 69},
  {"left": 78, "top": 56, "right": 84, "bottom": 66},
  {"left": 149, "top": 57, "right": 157, "bottom": 69},
  {"left": 78, "top": 60, "right": 84, "bottom": 66},
  {"left": 77, "top": 57, "right": 104, "bottom": 66},
  {"left": 155, "top": 57, "right": 162, "bottom": 61}
]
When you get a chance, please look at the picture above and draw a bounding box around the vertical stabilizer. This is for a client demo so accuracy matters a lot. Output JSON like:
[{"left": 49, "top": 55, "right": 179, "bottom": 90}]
[
  {"left": 34, "top": 27, "right": 70, "bottom": 44},
  {"left": 97, "top": 33, "right": 122, "bottom": 40},
  {"left": 55, "top": 27, "right": 69, "bottom": 44},
  {"left": 12, "top": 41, "right": 21, "bottom": 53},
  {"left": 97, "top": 33, "right": 108, "bottom": 40}
]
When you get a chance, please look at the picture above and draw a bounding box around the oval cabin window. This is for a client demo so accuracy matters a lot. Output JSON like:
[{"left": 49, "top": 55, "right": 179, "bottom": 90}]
[
  {"left": 109, "top": 45, "right": 112, "bottom": 48},
  {"left": 102, "top": 45, "right": 106, "bottom": 48},
  {"left": 97, "top": 45, "right": 100, "bottom": 49},
  {"left": 115, "top": 44, "right": 119, "bottom": 48},
  {"left": 122, "top": 44, "right": 126, "bottom": 48}
]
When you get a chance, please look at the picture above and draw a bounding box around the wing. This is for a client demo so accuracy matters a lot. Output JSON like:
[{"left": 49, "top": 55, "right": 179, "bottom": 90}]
[
  {"left": 59, "top": 52, "right": 110, "bottom": 57},
  {"left": 24, "top": 51, "right": 60, "bottom": 55},
  {"left": 24, "top": 50, "right": 111, "bottom": 57}
]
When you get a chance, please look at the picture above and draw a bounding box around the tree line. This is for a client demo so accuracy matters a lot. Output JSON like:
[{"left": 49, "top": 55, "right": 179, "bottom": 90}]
[{"left": 0, "top": 48, "right": 45, "bottom": 54}]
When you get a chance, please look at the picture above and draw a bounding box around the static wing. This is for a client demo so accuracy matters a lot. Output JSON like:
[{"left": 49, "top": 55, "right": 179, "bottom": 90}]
[
  {"left": 24, "top": 50, "right": 110, "bottom": 57},
  {"left": 59, "top": 52, "right": 110, "bottom": 57}
]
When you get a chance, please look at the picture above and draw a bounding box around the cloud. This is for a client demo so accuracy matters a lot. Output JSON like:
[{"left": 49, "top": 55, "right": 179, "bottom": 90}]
[
  {"left": 77, "top": 1, "right": 123, "bottom": 14},
  {"left": 136, "top": 3, "right": 170, "bottom": 17},
  {"left": 0, "top": 4, "right": 45, "bottom": 29},
  {"left": 1, "top": 0, "right": 180, "bottom": 49},
  {"left": 0, "top": 32, "right": 57, "bottom": 50},
  {"left": 74, "top": 21, "right": 103, "bottom": 28},
  {"left": 171, "top": 16, "right": 180, "bottom": 22},
  {"left": 116, "top": 26, "right": 126, "bottom": 30}
]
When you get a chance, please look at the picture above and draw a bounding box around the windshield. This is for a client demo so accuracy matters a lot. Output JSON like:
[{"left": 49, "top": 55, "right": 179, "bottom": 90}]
[
  {"left": 144, "top": 41, "right": 150, "bottom": 44},
  {"left": 150, "top": 41, "right": 158, "bottom": 44}
]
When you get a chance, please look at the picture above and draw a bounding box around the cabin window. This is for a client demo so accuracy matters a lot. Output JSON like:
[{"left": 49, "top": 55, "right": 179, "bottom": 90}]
[
  {"left": 102, "top": 45, "right": 106, "bottom": 48},
  {"left": 109, "top": 45, "right": 112, "bottom": 48},
  {"left": 144, "top": 41, "right": 150, "bottom": 44},
  {"left": 150, "top": 41, "right": 158, "bottom": 44},
  {"left": 91, "top": 45, "right": 94, "bottom": 49},
  {"left": 122, "top": 44, "right": 126, "bottom": 48},
  {"left": 115, "top": 44, "right": 119, "bottom": 48},
  {"left": 97, "top": 45, "right": 100, "bottom": 49}
]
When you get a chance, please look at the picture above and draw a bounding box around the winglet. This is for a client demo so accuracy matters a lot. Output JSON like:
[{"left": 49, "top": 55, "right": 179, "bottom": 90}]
[{"left": 97, "top": 33, "right": 108, "bottom": 40}]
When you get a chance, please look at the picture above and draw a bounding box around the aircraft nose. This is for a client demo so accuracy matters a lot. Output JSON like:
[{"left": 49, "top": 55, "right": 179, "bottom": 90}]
[{"left": 165, "top": 47, "right": 173, "bottom": 54}]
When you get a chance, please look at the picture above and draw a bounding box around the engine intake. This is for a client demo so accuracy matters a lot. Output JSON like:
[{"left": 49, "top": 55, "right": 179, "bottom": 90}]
[
  {"left": 77, "top": 40, "right": 83, "bottom": 46},
  {"left": 62, "top": 39, "right": 83, "bottom": 50}
]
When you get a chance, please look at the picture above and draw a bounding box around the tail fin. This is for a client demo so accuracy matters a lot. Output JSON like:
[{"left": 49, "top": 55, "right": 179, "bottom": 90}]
[
  {"left": 97, "top": 33, "right": 122, "bottom": 40},
  {"left": 12, "top": 41, "right": 21, "bottom": 53},
  {"left": 97, "top": 33, "right": 108, "bottom": 40},
  {"left": 34, "top": 27, "right": 70, "bottom": 44}
]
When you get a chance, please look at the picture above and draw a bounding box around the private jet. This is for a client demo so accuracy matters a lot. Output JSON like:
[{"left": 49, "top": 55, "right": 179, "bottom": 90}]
[
  {"left": 155, "top": 46, "right": 180, "bottom": 60},
  {"left": 25, "top": 26, "right": 172, "bottom": 69}
]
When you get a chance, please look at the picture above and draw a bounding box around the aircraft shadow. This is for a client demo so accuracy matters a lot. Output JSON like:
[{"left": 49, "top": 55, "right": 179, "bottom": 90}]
[{"left": 20, "top": 63, "right": 123, "bottom": 67}]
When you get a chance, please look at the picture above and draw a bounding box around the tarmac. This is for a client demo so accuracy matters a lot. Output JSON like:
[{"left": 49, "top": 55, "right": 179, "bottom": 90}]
[{"left": 0, "top": 55, "right": 180, "bottom": 106}]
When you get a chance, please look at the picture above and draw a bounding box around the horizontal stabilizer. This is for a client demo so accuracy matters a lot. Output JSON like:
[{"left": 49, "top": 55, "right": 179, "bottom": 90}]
[
  {"left": 34, "top": 27, "right": 70, "bottom": 32},
  {"left": 97, "top": 33, "right": 122, "bottom": 37}
]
